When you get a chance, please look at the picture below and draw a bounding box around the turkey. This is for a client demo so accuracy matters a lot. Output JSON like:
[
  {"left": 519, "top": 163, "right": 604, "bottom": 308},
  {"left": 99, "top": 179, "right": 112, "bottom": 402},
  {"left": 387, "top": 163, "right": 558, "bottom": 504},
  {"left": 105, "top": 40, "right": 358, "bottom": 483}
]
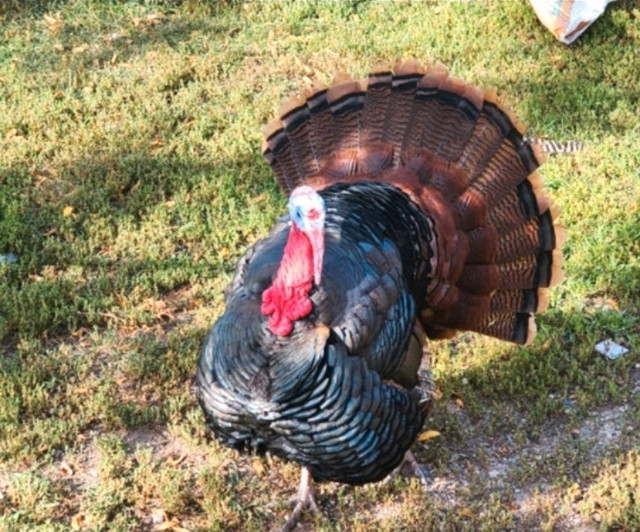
[{"left": 196, "top": 59, "right": 564, "bottom": 529}]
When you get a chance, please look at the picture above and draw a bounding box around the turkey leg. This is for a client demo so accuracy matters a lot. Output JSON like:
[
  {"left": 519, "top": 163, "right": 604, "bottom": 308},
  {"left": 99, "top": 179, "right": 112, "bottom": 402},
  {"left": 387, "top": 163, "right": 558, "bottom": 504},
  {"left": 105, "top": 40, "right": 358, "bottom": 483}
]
[
  {"left": 281, "top": 466, "right": 319, "bottom": 532},
  {"left": 382, "top": 450, "right": 431, "bottom": 490}
]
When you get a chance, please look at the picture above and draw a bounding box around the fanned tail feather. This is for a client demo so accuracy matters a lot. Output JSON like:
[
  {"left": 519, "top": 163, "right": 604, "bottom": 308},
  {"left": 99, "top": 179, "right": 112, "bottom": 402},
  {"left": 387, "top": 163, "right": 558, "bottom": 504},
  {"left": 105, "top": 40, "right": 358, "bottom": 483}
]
[
  {"left": 262, "top": 60, "right": 563, "bottom": 345},
  {"left": 524, "top": 136, "right": 585, "bottom": 155}
]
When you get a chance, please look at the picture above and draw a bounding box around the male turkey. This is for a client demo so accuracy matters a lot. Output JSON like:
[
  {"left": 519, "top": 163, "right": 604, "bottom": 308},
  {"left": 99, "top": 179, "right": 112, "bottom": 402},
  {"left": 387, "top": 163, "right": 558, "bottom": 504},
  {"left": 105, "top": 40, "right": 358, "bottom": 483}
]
[{"left": 197, "top": 59, "right": 564, "bottom": 529}]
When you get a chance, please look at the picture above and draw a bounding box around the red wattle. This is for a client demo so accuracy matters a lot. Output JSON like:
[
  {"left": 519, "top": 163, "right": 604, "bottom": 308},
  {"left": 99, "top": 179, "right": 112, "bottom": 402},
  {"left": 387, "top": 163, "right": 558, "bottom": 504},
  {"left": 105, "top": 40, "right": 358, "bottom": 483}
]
[{"left": 261, "top": 223, "right": 316, "bottom": 336}]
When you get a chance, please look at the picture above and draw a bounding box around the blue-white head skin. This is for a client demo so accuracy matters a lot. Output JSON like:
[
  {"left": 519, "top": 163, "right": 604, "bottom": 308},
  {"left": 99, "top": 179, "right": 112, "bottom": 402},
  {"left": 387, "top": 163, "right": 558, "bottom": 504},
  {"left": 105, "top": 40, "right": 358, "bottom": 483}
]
[{"left": 287, "top": 186, "right": 326, "bottom": 286}]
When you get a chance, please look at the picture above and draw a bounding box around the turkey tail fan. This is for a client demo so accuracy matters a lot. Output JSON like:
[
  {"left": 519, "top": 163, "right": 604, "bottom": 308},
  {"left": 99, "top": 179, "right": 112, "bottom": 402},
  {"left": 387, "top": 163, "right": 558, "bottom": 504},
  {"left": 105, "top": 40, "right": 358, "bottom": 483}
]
[{"left": 262, "top": 60, "right": 563, "bottom": 345}]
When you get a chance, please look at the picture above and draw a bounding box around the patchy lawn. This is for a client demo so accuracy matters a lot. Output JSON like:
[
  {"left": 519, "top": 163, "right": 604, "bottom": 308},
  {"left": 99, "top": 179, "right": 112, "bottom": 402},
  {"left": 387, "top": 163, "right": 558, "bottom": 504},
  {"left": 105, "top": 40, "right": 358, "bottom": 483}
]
[{"left": 1, "top": 1, "right": 639, "bottom": 530}]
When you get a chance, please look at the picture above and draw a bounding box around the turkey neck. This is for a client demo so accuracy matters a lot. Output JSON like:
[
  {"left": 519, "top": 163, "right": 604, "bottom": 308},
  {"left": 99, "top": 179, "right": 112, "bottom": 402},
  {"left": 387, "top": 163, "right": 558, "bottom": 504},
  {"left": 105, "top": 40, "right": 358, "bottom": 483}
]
[
  {"left": 272, "top": 222, "right": 314, "bottom": 288},
  {"left": 260, "top": 221, "right": 321, "bottom": 336}
]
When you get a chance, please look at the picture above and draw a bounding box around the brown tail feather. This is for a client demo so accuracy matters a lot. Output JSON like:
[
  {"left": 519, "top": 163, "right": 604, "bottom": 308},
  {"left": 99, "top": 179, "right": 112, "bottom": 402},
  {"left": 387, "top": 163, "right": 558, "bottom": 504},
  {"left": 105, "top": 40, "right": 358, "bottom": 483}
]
[
  {"left": 277, "top": 96, "right": 319, "bottom": 180},
  {"left": 326, "top": 77, "right": 365, "bottom": 151},
  {"left": 490, "top": 288, "right": 549, "bottom": 314},
  {"left": 415, "top": 69, "right": 483, "bottom": 162},
  {"left": 262, "top": 60, "right": 563, "bottom": 345},
  {"left": 383, "top": 60, "right": 424, "bottom": 165},
  {"left": 361, "top": 69, "right": 392, "bottom": 146},
  {"left": 304, "top": 84, "right": 334, "bottom": 172},
  {"left": 478, "top": 312, "right": 536, "bottom": 345}
]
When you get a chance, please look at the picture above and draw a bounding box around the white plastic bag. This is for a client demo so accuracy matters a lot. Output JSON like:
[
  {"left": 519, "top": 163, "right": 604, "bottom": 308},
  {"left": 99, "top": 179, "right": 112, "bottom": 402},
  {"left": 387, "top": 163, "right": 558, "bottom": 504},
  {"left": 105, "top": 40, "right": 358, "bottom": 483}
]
[{"left": 529, "top": 0, "right": 617, "bottom": 44}]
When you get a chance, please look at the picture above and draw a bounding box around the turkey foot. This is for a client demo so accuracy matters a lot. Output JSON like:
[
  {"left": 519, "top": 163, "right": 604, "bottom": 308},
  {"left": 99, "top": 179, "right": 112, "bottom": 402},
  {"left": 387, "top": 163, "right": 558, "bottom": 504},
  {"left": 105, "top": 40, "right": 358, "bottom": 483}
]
[
  {"left": 385, "top": 450, "right": 431, "bottom": 489},
  {"left": 281, "top": 467, "right": 319, "bottom": 532}
]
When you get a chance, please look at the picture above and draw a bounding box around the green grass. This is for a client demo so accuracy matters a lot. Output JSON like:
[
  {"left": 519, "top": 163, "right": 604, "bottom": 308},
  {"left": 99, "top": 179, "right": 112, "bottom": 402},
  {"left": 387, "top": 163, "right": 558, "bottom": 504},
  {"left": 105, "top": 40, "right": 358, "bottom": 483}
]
[{"left": 1, "top": 1, "right": 639, "bottom": 530}]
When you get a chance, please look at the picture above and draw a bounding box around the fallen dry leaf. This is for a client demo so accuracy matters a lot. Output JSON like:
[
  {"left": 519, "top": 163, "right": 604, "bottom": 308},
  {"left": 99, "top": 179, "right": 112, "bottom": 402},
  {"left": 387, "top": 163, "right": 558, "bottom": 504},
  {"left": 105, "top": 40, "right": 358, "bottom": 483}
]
[
  {"left": 146, "top": 13, "right": 164, "bottom": 25},
  {"left": 584, "top": 296, "right": 620, "bottom": 313},
  {"left": 70, "top": 513, "right": 84, "bottom": 530},
  {"left": 62, "top": 206, "right": 74, "bottom": 217},
  {"left": 251, "top": 459, "right": 266, "bottom": 476},
  {"left": 452, "top": 392, "right": 465, "bottom": 409},
  {"left": 154, "top": 519, "right": 191, "bottom": 532},
  {"left": 418, "top": 429, "right": 441, "bottom": 442},
  {"left": 150, "top": 138, "right": 165, "bottom": 155},
  {"left": 60, "top": 461, "right": 74, "bottom": 476},
  {"left": 432, "top": 385, "right": 443, "bottom": 400},
  {"left": 132, "top": 12, "right": 164, "bottom": 29},
  {"left": 6, "top": 128, "right": 24, "bottom": 141},
  {"left": 31, "top": 162, "right": 58, "bottom": 181},
  {"left": 166, "top": 452, "right": 187, "bottom": 467},
  {"left": 43, "top": 12, "right": 63, "bottom": 33},
  {"left": 72, "top": 44, "right": 89, "bottom": 55}
]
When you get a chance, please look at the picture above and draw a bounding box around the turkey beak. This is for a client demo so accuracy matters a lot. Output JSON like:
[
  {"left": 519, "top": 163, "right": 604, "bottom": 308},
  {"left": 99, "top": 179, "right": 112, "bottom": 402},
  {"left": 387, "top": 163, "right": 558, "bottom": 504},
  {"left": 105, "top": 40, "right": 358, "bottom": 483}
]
[{"left": 307, "top": 225, "right": 324, "bottom": 287}]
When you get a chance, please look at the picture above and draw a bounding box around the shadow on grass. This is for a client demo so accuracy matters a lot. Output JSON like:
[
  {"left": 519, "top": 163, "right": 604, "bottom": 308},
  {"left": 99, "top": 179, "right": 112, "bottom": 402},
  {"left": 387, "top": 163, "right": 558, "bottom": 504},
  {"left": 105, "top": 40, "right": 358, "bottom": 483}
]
[
  {"left": 0, "top": 0, "right": 243, "bottom": 21},
  {"left": 0, "top": 143, "right": 274, "bottom": 345},
  {"left": 3, "top": 1, "right": 248, "bottom": 87}
]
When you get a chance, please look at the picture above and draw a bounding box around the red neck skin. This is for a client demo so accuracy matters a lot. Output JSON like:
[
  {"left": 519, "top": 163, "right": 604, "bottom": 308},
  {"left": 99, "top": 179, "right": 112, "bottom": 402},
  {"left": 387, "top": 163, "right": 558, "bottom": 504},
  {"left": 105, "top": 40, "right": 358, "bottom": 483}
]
[{"left": 261, "top": 222, "right": 315, "bottom": 336}]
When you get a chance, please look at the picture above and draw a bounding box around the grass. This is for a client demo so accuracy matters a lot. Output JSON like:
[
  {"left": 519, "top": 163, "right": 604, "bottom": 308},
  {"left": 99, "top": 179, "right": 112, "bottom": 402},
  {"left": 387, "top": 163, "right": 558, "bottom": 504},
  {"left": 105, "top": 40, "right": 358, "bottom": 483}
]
[{"left": 1, "top": 0, "right": 639, "bottom": 530}]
